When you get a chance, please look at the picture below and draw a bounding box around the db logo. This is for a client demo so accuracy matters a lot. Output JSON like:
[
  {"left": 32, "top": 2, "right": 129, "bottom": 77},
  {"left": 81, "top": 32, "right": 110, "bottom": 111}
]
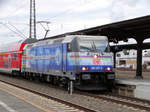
[{"left": 93, "top": 60, "right": 100, "bottom": 65}]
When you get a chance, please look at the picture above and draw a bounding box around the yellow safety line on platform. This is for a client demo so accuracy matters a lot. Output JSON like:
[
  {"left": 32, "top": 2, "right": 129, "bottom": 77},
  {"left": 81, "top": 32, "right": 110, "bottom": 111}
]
[{"left": 0, "top": 85, "right": 55, "bottom": 112}]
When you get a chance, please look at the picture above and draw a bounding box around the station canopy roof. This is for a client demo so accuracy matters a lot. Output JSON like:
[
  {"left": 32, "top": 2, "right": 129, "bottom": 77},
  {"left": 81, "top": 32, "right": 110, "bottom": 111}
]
[
  {"left": 44, "top": 15, "right": 150, "bottom": 51},
  {"left": 110, "top": 42, "right": 150, "bottom": 52},
  {"left": 46, "top": 15, "right": 150, "bottom": 43}
]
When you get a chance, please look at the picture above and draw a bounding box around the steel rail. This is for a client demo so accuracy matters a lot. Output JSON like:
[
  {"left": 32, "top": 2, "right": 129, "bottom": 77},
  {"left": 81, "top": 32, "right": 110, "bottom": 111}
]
[
  {"left": 76, "top": 91, "right": 150, "bottom": 111},
  {"left": 0, "top": 79, "right": 98, "bottom": 112}
]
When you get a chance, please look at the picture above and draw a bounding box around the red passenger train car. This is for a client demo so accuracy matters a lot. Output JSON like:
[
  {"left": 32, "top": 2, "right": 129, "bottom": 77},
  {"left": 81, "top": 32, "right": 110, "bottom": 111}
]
[{"left": 0, "top": 38, "right": 36, "bottom": 74}]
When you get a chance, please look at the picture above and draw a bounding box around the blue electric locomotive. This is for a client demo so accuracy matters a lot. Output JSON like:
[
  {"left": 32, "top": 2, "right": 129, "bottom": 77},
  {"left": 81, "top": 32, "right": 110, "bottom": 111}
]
[{"left": 21, "top": 35, "right": 115, "bottom": 93}]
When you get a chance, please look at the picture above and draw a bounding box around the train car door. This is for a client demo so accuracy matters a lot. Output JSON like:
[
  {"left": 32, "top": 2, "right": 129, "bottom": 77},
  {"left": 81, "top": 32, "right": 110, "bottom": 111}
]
[
  {"left": 62, "top": 44, "right": 67, "bottom": 72},
  {"left": 8, "top": 54, "right": 11, "bottom": 72}
]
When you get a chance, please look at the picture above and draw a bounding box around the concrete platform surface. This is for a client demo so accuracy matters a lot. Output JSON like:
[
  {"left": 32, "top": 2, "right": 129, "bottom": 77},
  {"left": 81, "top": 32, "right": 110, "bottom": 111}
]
[
  {"left": 116, "top": 78, "right": 150, "bottom": 86},
  {"left": 116, "top": 77, "right": 150, "bottom": 100},
  {"left": 0, "top": 89, "right": 45, "bottom": 112},
  {"left": 115, "top": 69, "right": 150, "bottom": 100}
]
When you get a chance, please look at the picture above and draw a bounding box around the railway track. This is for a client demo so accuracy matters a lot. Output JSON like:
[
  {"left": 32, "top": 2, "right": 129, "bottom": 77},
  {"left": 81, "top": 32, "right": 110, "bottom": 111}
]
[
  {"left": 0, "top": 74, "right": 149, "bottom": 112},
  {"left": 0, "top": 77, "right": 99, "bottom": 112},
  {"left": 76, "top": 91, "right": 150, "bottom": 112}
]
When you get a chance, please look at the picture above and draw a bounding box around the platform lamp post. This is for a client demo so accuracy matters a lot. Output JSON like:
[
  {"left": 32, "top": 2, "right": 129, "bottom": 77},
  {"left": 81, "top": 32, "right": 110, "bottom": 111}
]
[{"left": 37, "top": 21, "right": 51, "bottom": 38}]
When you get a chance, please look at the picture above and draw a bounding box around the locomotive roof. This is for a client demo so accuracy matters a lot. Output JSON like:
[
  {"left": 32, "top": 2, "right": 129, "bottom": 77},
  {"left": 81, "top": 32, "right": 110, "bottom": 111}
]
[
  {"left": 31, "top": 35, "right": 75, "bottom": 47},
  {"left": 0, "top": 38, "right": 37, "bottom": 53},
  {"left": 32, "top": 35, "right": 107, "bottom": 47}
]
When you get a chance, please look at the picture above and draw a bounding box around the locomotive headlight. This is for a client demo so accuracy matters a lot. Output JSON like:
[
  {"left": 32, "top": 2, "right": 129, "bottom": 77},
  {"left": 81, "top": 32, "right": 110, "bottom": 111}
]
[
  {"left": 94, "top": 54, "right": 98, "bottom": 59},
  {"left": 105, "top": 67, "right": 111, "bottom": 71},
  {"left": 82, "top": 67, "right": 89, "bottom": 71}
]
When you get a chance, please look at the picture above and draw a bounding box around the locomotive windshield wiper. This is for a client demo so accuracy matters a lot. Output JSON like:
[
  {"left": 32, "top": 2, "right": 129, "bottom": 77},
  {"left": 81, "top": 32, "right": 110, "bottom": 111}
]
[
  {"left": 92, "top": 41, "right": 96, "bottom": 52},
  {"left": 80, "top": 46, "right": 93, "bottom": 52},
  {"left": 93, "top": 41, "right": 103, "bottom": 55},
  {"left": 92, "top": 41, "right": 103, "bottom": 55}
]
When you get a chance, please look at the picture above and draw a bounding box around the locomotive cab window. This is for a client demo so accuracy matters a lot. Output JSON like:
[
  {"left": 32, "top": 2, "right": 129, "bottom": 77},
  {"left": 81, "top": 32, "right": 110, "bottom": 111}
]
[
  {"left": 104, "top": 44, "right": 110, "bottom": 52},
  {"left": 78, "top": 36, "right": 108, "bottom": 53}
]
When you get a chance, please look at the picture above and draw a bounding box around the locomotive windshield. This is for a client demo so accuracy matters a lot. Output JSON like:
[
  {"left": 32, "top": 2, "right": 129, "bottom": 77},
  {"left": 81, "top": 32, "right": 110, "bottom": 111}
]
[{"left": 78, "top": 36, "right": 108, "bottom": 52}]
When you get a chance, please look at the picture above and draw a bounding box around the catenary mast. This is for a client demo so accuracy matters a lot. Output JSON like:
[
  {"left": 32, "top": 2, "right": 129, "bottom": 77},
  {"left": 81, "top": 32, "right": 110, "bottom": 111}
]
[{"left": 29, "top": 0, "right": 36, "bottom": 39}]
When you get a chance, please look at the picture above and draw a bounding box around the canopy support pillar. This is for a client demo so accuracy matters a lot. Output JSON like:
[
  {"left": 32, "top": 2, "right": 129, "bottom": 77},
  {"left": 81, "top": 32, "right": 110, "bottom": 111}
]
[
  {"left": 113, "top": 52, "right": 116, "bottom": 69},
  {"left": 135, "top": 40, "right": 143, "bottom": 79}
]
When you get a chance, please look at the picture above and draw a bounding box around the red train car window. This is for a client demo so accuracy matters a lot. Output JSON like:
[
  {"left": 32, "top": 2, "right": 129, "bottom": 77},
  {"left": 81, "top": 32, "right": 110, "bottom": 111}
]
[{"left": 12, "top": 53, "right": 18, "bottom": 60}]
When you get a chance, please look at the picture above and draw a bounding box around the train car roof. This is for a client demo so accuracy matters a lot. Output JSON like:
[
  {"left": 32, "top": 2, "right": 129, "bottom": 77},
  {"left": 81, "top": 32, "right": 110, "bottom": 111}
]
[{"left": 0, "top": 38, "right": 37, "bottom": 53}]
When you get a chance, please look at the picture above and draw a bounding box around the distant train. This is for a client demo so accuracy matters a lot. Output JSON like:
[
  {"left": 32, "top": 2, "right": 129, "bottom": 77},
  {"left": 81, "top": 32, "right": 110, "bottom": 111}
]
[{"left": 0, "top": 35, "right": 115, "bottom": 93}]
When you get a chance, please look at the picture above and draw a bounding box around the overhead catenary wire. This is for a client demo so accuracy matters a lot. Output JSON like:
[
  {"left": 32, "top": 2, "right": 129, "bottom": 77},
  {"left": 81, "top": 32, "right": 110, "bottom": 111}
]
[
  {"left": 0, "top": 0, "right": 29, "bottom": 39},
  {"left": 0, "top": 23, "right": 26, "bottom": 39},
  {"left": 8, "top": 22, "right": 27, "bottom": 38},
  {"left": 0, "top": 0, "right": 99, "bottom": 39}
]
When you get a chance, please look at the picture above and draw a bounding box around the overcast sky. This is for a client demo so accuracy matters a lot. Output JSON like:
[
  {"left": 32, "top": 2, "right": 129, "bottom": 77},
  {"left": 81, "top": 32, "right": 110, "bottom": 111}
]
[{"left": 0, "top": 0, "right": 150, "bottom": 44}]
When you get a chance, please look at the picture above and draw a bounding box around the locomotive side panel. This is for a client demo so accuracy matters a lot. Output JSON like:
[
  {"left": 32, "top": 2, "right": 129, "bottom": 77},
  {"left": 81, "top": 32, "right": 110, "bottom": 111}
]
[
  {"left": 22, "top": 41, "right": 76, "bottom": 80},
  {"left": 24, "top": 44, "right": 64, "bottom": 76}
]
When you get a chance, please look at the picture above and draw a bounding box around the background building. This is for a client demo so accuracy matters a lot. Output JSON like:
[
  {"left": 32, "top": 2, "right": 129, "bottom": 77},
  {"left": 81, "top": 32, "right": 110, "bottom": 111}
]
[{"left": 116, "top": 49, "right": 150, "bottom": 69}]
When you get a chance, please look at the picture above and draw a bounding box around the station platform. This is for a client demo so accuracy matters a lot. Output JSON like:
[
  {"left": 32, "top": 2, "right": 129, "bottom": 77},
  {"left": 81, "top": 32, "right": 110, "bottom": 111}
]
[
  {"left": 0, "top": 89, "right": 45, "bottom": 112},
  {"left": 115, "top": 69, "right": 150, "bottom": 100}
]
